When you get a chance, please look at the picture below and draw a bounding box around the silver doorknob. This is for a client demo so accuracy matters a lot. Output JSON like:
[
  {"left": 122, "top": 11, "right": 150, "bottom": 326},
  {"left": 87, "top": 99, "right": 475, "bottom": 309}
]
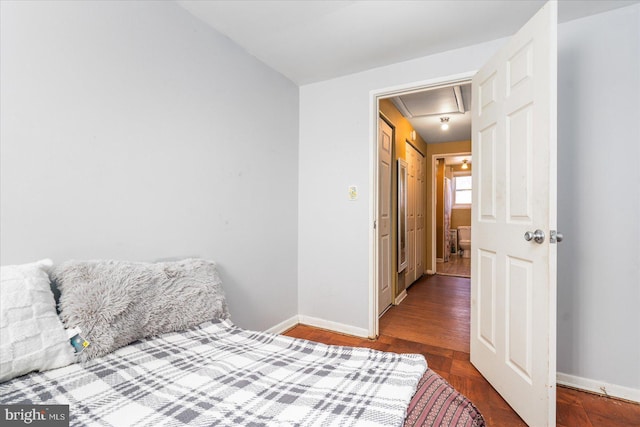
[
  {"left": 551, "top": 230, "right": 563, "bottom": 243},
  {"left": 524, "top": 229, "right": 545, "bottom": 244}
]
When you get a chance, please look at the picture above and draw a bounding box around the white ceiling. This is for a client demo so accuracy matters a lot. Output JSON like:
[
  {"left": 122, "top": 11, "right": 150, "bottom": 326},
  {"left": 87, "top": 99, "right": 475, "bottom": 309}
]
[
  {"left": 444, "top": 156, "right": 472, "bottom": 167},
  {"left": 176, "top": 0, "right": 637, "bottom": 144},
  {"left": 177, "top": 0, "right": 638, "bottom": 85}
]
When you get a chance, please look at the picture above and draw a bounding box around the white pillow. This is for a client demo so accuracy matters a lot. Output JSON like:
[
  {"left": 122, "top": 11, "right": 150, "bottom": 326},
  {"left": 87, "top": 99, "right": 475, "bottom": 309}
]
[{"left": 0, "top": 259, "right": 75, "bottom": 383}]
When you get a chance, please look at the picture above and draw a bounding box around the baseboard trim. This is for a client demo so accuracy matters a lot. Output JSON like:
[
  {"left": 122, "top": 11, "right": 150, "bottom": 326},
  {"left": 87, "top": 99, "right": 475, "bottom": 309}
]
[
  {"left": 436, "top": 258, "right": 444, "bottom": 263},
  {"left": 265, "top": 315, "right": 300, "bottom": 334},
  {"left": 298, "top": 315, "right": 369, "bottom": 338},
  {"left": 426, "top": 269, "right": 435, "bottom": 275},
  {"left": 557, "top": 372, "right": 640, "bottom": 403},
  {"left": 394, "top": 290, "right": 408, "bottom": 305}
]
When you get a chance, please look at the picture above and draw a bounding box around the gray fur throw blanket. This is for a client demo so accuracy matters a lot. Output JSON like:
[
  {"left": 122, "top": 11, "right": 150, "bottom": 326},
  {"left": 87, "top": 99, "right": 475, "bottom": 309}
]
[{"left": 51, "top": 259, "right": 229, "bottom": 361}]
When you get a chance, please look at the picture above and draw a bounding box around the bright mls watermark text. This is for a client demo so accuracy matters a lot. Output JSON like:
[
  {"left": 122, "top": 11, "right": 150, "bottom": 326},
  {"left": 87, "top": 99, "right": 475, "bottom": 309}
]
[{"left": 1, "top": 405, "right": 69, "bottom": 426}]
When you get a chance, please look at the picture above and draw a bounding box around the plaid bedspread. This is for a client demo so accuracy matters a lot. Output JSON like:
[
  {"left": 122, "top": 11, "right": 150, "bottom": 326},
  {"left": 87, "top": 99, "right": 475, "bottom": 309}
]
[{"left": 1, "top": 320, "right": 427, "bottom": 426}]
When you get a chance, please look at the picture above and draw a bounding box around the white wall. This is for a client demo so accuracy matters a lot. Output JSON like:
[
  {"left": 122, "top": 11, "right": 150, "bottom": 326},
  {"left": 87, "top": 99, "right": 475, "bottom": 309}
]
[
  {"left": 557, "top": 5, "right": 640, "bottom": 392},
  {"left": 298, "top": 39, "right": 506, "bottom": 332},
  {"left": 299, "top": 4, "right": 640, "bottom": 394},
  {"left": 0, "top": 1, "right": 299, "bottom": 331}
]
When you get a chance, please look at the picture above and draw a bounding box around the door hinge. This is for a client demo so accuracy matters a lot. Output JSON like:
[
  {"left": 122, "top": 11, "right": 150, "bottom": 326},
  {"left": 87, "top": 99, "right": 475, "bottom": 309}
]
[{"left": 374, "top": 220, "right": 377, "bottom": 229}]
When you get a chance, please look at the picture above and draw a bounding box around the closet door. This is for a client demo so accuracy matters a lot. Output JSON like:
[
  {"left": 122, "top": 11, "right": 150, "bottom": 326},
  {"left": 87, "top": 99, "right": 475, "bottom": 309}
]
[
  {"left": 405, "top": 142, "right": 425, "bottom": 285},
  {"left": 378, "top": 118, "right": 393, "bottom": 315},
  {"left": 415, "top": 151, "right": 425, "bottom": 277},
  {"left": 406, "top": 142, "right": 416, "bottom": 284}
]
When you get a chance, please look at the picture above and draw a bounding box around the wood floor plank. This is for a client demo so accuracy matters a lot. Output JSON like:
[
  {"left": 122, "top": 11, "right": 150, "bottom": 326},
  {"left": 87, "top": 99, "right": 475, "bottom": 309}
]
[
  {"left": 449, "top": 358, "right": 484, "bottom": 380},
  {"left": 284, "top": 274, "right": 640, "bottom": 425},
  {"left": 556, "top": 400, "right": 593, "bottom": 427},
  {"left": 579, "top": 393, "right": 640, "bottom": 426}
]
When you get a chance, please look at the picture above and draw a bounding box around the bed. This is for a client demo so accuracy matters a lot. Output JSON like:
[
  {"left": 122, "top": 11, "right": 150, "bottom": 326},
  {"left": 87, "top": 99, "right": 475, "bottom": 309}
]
[{"left": 0, "top": 259, "right": 484, "bottom": 426}]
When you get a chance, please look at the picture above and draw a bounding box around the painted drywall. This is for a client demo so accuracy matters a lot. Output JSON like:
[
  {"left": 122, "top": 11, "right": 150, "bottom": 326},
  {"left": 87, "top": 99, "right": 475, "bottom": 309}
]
[
  {"left": 451, "top": 209, "right": 471, "bottom": 230},
  {"left": 557, "top": 5, "right": 640, "bottom": 391},
  {"left": 0, "top": 1, "right": 299, "bottom": 331},
  {"left": 298, "top": 40, "right": 505, "bottom": 332},
  {"left": 299, "top": 3, "right": 640, "bottom": 393}
]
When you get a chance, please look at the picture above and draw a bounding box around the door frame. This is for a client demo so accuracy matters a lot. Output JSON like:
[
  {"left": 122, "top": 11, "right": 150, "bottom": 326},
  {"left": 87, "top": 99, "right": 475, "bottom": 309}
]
[
  {"left": 431, "top": 151, "right": 471, "bottom": 273},
  {"left": 369, "top": 71, "right": 476, "bottom": 338}
]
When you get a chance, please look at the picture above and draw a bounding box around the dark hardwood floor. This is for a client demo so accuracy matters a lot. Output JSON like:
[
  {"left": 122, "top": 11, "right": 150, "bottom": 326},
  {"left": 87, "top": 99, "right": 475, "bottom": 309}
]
[
  {"left": 285, "top": 274, "right": 640, "bottom": 426},
  {"left": 436, "top": 254, "right": 471, "bottom": 278},
  {"left": 380, "top": 274, "right": 471, "bottom": 353}
]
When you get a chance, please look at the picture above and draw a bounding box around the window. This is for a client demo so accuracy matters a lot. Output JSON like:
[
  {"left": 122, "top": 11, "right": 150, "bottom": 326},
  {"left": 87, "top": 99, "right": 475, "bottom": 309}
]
[{"left": 454, "top": 175, "right": 472, "bottom": 207}]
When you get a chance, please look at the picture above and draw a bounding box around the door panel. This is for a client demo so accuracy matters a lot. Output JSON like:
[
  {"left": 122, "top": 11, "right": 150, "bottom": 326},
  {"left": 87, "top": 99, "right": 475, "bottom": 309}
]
[
  {"left": 478, "top": 125, "right": 497, "bottom": 220},
  {"left": 506, "top": 256, "right": 533, "bottom": 381},
  {"left": 378, "top": 118, "right": 393, "bottom": 315},
  {"left": 471, "top": 2, "right": 557, "bottom": 426},
  {"left": 477, "top": 249, "right": 496, "bottom": 351}
]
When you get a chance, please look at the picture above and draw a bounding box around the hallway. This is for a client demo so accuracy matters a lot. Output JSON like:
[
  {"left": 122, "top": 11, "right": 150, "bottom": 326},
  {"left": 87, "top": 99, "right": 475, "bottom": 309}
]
[{"left": 380, "top": 274, "right": 470, "bottom": 352}]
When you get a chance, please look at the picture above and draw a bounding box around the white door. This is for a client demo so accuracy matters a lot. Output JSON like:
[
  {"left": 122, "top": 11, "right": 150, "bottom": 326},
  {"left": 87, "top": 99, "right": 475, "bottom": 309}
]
[
  {"left": 378, "top": 118, "right": 393, "bottom": 315},
  {"left": 406, "top": 142, "right": 416, "bottom": 284},
  {"left": 405, "top": 143, "right": 425, "bottom": 282},
  {"left": 471, "top": 2, "right": 557, "bottom": 426},
  {"left": 415, "top": 151, "right": 425, "bottom": 277}
]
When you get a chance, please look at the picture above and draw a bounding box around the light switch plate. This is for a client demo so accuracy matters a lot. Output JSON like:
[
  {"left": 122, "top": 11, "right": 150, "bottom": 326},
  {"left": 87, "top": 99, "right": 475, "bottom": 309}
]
[{"left": 348, "top": 185, "right": 358, "bottom": 201}]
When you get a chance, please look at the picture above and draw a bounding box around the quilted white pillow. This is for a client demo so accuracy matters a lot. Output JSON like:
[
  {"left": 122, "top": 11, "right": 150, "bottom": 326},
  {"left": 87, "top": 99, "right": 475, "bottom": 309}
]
[{"left": 0, "top": 259, "right": 75, "bottom": 383}]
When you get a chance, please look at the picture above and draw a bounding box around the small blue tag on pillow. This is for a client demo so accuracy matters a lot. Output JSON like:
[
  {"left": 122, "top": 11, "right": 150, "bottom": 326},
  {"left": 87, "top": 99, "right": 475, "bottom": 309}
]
[{"left": 67, "top": 328, "right": 90, "bottom": 353}]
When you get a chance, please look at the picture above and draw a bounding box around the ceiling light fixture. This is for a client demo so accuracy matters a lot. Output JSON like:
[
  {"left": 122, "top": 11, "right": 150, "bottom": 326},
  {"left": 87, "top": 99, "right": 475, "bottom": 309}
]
[
  {"left": 440, "top": 117, "right": 450, "bottom": 131},
  {"left": 461, "top": 159, "right": 469, "bottom": 170}
]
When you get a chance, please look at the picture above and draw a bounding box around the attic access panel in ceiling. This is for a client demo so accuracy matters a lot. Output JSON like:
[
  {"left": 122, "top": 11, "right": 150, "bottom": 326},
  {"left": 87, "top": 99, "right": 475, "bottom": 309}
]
[
  {"left": 393, "top": 85, "right": 471, "bottom": 118},
  {"left": 390, "top": 83, "right": 472, "bottom": 144}
]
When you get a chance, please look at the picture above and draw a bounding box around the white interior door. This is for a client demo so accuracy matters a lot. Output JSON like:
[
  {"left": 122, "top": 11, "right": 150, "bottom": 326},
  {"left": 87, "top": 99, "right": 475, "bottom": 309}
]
[
  {"left": 406, "top": 142, "right": 416, "bottom": 284},
  {"left": 378, "top": 118, "right": 393, "bottom": 315},
  {"left": 406, "top": 143, "right": 425, "bottom": 282},
  {"left": 471, "top": 2, "right": 557, "bottom": 426},
  {"left": 415, "top": 151, "right": 425, "bottom": 277}
]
